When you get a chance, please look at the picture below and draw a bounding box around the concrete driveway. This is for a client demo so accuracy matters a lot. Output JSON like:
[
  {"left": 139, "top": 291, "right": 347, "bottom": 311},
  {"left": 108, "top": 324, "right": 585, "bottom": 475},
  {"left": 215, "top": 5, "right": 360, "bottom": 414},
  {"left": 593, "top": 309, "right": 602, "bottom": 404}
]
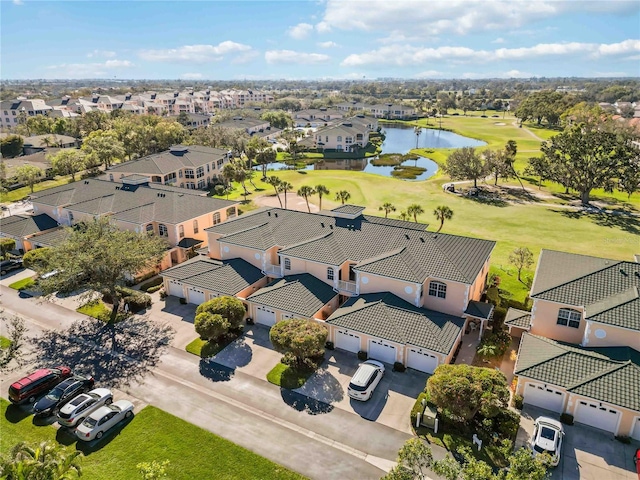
[{"left": 517, "top": 405, "right": 639, "bottom": 480}]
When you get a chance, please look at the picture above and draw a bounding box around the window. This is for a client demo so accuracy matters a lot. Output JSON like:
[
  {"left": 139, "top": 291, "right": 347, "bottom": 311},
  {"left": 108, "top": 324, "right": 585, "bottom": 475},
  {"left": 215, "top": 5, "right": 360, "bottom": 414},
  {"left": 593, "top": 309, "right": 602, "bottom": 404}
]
[
  {"left": 337, "top": 136, "right": 342, "bottom": 142},
  {"left": 557, "top": 308, "right": 581, "bottom": 328},
  {"left": 327, "top": 267, "right": 334, "bottom": 281},
  {"left": 186, "top": 182, "right": 196, "bottom": 189},
  {"left": 196, "top": 167, "right": 204, "bottom": 178},
  {"left": 428, "top": 281, "right": 447, "bottom": 299},
  {"left": 178, "top": 171, "right": 183, "bottom": 178},
  {"left": 206, "top": 164, "right": 210, "bottom": 172},
  {"left": 159, "top": 224, "right": 168, "bottom": 237},
  {"left": 284, "top": 258, "right": 291, "bottom": 270},
  {"left": 178, "top": 225, "right": 184, "bottom": 238},
  {"left": 197, "top": 179, "right": 206, "bottom": 189},
  {"left": 193, "top": 220, "right": 199, "bottom": 234},
  {"left": 185, "top": 169, "right": 195, "bottom": 179},
  {"left": 146, "top": 224, "right": 154, "bottom": 234},
  {"left": 217, "top": 159, "right": 224, "bottom": 168},
  {"left": 109, "top": 174, "right": 114, "bottom": 182},
  {"left": 212, "top": 212, "right": 221, "bottom": 225}
]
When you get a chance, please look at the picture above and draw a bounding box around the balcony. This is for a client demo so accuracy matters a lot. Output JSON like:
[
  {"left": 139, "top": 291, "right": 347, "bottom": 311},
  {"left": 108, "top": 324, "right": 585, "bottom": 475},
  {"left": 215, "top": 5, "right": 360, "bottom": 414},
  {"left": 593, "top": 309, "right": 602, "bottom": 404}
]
[
  {"left": 335, "top": 280, "right": 358, "bottom": 296},
  {"left": 262, "top": 263, "right": 283, "bottom": 278}
]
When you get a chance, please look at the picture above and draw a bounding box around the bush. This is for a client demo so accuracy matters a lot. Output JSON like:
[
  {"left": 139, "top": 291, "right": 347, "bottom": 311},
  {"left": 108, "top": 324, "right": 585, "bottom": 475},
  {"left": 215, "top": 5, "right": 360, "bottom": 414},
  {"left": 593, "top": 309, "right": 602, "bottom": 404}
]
[
  {"left": 357, "top": 350, "right": 368, "bottom": 361},
  {"left": 393, "top": 361, "right": 406, "bottom": 372},
  {"left": 325, "top": 341, "right": 334, "bottom": 350},
  {"left": 512, "top": 394, "right": 523, "bottom": 410},
  {"left": 102, "top": 287, "right": 152, "bottom": 312},
  {"left": 0, "top": 238, "right": 16, "bottom": 256},
  {"left": 159, "top": 288, "right": 167, "bottom": 299},
  {"left": 560, "top": 413, "right": 574, "bottom": 425},
  {"left": 492, "top": 409, "right": 520, "bottom": 441},
  {"left": 486, "top": 286, "right": 500, "bottom": 306},
  {"left": 270, "top": 319, "right": 328, "bottom": 369},
  {"left": 410, "top": 392, "right": 430, "bottom": 427},
  {"left": 246, "top": 317, "right": 254, "bottom": 325},
  {"left": 147, "top": 284, "right": 163, "bottom": 294},
  {"left": 179, "top": 297, "right": 187, "bottom": 304},
  {"left": 196, "top": 296, "right": 246, "bottom": 329},
  {"left": 477, "top": 328, "right": 511, "bottom": 358},
  {"left": 615, "top": 435, "right": 631, "bottom": 444},
  {"left": 195, "top": 312, "right": 230, "bottom": 342},
  {"left": 139, "top": 276, "right": 163, "bottom": 292},
  {"left": 22, "top": 247, "right": 52, "bottom": 270}
]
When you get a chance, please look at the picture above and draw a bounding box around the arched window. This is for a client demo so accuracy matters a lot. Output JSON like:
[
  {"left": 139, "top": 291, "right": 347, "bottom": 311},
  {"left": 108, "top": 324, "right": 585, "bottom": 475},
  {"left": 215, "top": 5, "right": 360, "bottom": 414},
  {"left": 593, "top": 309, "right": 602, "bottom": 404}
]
[
  {"left": 159, "top": 224, "right": 168, "bottom": 237},
  {"left": 193, "top": 220, "right": 199, "bottom": 234},
  {"left": 284, "top": 258, "right": 291, "bottom": 270},
  {"left": 146, "top": 224, "right": 154, "bottom": 234},
  {"left": 428, "top": 281, "right": 447, "bottom": 299},
  {"left": 557, "top": 308, "right": 581, "bottom": 328},
  {"left": 327, "top": 267, "right": 334, "bottom": 281},
  {"left": 337, "top": 136, "right": 342, "bottom": 142}
]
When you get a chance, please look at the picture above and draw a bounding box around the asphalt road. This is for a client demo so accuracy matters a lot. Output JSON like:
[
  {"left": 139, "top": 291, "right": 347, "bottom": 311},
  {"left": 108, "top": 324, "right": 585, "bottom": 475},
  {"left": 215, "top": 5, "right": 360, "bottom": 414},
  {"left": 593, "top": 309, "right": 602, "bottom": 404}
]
[{"left": 0, "top": 285, "right": 411, "bottom": 479}]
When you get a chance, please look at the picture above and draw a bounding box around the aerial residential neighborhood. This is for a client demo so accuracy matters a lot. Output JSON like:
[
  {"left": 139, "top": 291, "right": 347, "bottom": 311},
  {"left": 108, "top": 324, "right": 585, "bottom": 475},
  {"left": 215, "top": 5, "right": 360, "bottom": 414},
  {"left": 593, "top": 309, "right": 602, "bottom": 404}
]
[{"left": 1, "top": 2, "right": 640, "bottom": 480}]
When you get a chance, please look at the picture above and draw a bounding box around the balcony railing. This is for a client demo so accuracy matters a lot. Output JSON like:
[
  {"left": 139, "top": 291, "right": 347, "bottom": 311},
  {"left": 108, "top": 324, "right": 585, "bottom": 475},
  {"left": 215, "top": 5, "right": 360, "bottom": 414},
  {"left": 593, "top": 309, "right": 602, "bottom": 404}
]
[
  {"left": 335, "top": 280, "right": 358, "bottom": 295},
  {"left": 262, "top": 264, "right": 282, "bottom": 277}
]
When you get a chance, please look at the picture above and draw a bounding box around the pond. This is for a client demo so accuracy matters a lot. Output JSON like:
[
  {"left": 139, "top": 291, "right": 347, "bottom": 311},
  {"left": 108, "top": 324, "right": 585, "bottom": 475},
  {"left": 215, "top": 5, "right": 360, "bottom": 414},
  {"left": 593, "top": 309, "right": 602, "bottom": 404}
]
[{"left": 261, "top": 125, "right": 486, "bottom": 181}]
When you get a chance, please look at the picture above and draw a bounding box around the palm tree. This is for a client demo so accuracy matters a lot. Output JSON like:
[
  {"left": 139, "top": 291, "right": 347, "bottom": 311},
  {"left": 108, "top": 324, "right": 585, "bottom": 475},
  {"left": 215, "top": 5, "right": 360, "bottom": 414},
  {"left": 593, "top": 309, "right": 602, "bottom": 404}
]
[
  {"left": 379, "top": 202, "right": 396, "bottom": 218},
  {"left": 315, "top": 184, "right": 329, "bottom": 210},
  {"left": 297, "top": 185, "right": 315, "bottom": 212},
  {"left": 335, "top": 190, "right": 351, "bottom": 205},
  {"left": 433, "top": 205, "right": 454, "bottom": 233},
  {"left": 279, "top": 181, "right": 293, "bottom": 209},
  {"left": 1, "top": 441, "right": 83, "bottom": 479},
  {"left": 221, "top": 162, "right": 236, "bottom": 187},
  {"left": 407, "top": 204, "right": 424, "bottom": 223},
  {"left": 399, "top": 211, "right": 410, "bottom": 221},
  {"left": 267, "top": 176, "right": 283, "bottom": 208}
]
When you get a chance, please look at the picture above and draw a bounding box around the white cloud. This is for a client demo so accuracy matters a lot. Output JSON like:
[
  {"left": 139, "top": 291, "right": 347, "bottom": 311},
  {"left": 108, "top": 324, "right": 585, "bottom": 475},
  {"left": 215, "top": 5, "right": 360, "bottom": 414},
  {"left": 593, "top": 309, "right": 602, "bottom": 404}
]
[
  {"left": 45, "top": 59, "right": 134, "bottom": 78},
  {"left": 317, "top": 0, "right": 635, "bottom": 37},
  {"left": 139, "top": 42, "right": 253, "bottom": 63},
  {"left": 87, "top": 50, "right": 116, "bottom": 58},
  {"left": 492, "top": 37, "right": 505, "bottom": 44},
  {"left": 317, "top": 41, "right": 339, "bottom": 48},
  {"left": 180, "top": 73, "right": 203, "bottom": 80},
  {"left": 265, "top": 50, "right": 331, "bottom": 65},
  {"left": 503, "top": 69, "right": 533, "bottom": 78},
  {"left": 12, "top": 0, "right": 24, "bottom": 5},
  {"left": 341, "top": 39, "right": 640, "bottom": 67},
  {"left": 288, "top": 23, "right": 314, "bottom": 40}
]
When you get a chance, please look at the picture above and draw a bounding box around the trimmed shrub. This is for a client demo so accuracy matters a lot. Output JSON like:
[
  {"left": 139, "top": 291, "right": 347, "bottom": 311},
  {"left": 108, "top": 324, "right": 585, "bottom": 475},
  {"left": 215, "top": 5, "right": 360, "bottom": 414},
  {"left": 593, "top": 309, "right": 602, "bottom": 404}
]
[
  {"left": 101, "top": 287, "right": 151, "bottom": 312},
  {"left": 513, "top": 394, "right": 524, "bottom": 410},
  {"left": 22, "top": 247, "right": 52, "bottom": 270},
  {"left": 325, "top": 341, "right": 334, "bottom": 350},
  {"left": 196, "top": 296, "right": 246, "bottom": 329},
  {"left": 560, "top": 413, "right": 574, "bottom": 425},
  {"left": 357, "top": 350, "right": 368, "bottom": 361},
  {"left": 0, "top": 238, "right": 16, "bottom": 256},
  {"left": 147, "top": 284, "right": 163, "bottom": 294},
  {"left": 139, "top": 276, "right": 163, "bottom": 292},
  {"left": 179, "top": 297, "right": 187, "bottom": 304},
  {"left": 159, "top": 288, "right": 167, "bottom": 299},
  {"left": 393, "top": 362, "right": 406, "bottom": 372},
  {"left": 245, "top": 317, "right": 254, "bottom": 325},
  {"left": 195, "top": 312, "right": 230, "bottom": 341}
]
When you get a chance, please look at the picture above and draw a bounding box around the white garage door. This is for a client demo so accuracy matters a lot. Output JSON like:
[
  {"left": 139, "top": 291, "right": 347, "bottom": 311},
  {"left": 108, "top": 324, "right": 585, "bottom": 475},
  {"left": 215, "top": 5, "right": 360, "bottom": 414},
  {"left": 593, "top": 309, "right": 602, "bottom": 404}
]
[
  {"left": 187, "top": 287, "right": 205, "bottom": 305},
  {"left": 369, "top": 339, "right": 396, "bottom": 364},
  {"left": 168, "top": 280, "right": 184, "bottom": 298},
  {"left": 524, "top": 383, "right": 565, "bottom": 413},
  {"left": 574, "top": 400, "right": 620, "bottom": 433},
  {"left": 631, "top": 417, "right": 640, "bottom": 442},
  {"left": 256, "top": 306, "right": 276, "bottom": 327},
  {"left": 335, "top": 330, "right": 360, "bottom": 353},
  {"left": 407, "top": 348, "right": 439, "bottom": 374}
]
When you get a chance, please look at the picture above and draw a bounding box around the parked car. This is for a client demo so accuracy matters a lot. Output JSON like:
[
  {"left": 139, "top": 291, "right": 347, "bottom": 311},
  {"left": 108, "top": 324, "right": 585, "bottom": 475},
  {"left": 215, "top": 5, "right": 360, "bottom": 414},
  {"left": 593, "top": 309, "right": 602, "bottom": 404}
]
[
  {"left": 531, "top": 416, "right": 564, "bottom": 466},
  {"left": 33, "top": 376, "right": 95, "bottom": 417},
  {"left": 75, "top": 400, "right": 134, "bottom": 441},
  {"left": 347, "top": 360, "right": 385, "bottom": 401},
  {"left": 57, "top": 388, "right": 113, "bottom": 427},
  {"left": 8, "top": 366, "right": 72, "bottom": 405},
  {"left": 0, "top": 258, "right": 23, "bottom": 276}
]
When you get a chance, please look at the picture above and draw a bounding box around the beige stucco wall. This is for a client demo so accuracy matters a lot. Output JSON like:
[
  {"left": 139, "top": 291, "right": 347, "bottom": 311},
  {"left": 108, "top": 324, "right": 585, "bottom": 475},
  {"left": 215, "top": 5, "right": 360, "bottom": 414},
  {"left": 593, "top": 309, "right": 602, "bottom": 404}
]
[
  {"left": 206, "top": 232, "right": 224, "bottom": 259},
  {"left": 469, "top": 259, "right": 491, "bottom": 302},
  {"left": 422, "top": 278, "right": 469, "bottom": 317},
  {"left": 359, "top": 272, "right": 421, "bottom": 305},
  {"left": 529, "top": 299, "right": 585, "bottom": 344},
  {"left": 583, "top": 321, "right": 640, "bottom": 349},
  {"left": 281, "top": 256, "right": 335, "bottom": 287},
  {"left": 219, "top": 243, "right": 264, "bottom": 269}
]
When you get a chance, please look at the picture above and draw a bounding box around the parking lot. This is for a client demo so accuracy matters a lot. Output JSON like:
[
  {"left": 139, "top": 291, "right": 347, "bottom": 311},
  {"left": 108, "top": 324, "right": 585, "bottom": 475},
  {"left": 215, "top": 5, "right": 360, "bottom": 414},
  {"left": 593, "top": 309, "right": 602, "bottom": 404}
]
[{"left": 517, "top": 405, "right": 640, "bottom": 480}]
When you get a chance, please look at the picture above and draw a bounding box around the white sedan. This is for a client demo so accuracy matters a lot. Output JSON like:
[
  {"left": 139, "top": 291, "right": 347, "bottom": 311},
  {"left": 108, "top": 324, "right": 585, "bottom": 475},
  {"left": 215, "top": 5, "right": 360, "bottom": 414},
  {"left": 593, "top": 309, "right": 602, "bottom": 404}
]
[
  {"left": 531, "top": 416, "right": 564, "bottom": 466},
  {"left": 57, "top": 388, "right": 113, "bottom": 427},
  {"left": 75, "top": 399, "right": 134, "bottom": 441}
]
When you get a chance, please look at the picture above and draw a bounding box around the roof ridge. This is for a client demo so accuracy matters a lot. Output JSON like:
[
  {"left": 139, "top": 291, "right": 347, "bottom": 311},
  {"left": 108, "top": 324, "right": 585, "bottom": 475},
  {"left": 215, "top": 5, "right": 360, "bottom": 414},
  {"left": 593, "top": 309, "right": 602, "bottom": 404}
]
[
  {"left": 422, "top": 235, "right": 472, "bottom": 283},
  {"left": 218, "top": 222, "right": 270, "bottom": 240},
  {"left": 279, "top": 231, "right": 335, "bottom": 252},
  {"left": 566, "top": 360, "right": 630, "bottom": 392},
  {"left": 355, "top": 246, "right": 406, "bottom": 268},
  {"left": 531, "top": 260, "right": 625, "bottom": 299}
]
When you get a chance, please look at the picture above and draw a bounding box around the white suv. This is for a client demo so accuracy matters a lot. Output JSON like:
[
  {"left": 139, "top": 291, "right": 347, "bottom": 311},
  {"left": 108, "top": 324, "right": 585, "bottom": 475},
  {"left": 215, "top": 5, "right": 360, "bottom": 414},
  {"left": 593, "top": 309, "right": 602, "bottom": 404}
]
[
  {"left": 57, "top": 388, "right": 113, "bottom": 427},
  {"left": 347, "top": 360, "right": 385, "bottom": 401},
  {"left": 531, "top": 416, "right": 564, "bottom": 466}
]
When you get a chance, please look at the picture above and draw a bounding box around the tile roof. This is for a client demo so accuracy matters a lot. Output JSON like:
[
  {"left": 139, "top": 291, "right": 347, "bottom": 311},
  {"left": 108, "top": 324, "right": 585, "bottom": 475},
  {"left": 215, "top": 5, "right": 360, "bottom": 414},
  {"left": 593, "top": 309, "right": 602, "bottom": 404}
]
[
  {"left": 532, "top": 250, "right": 640, "bottom": 331},
  {"left": 30, "top": 179, "right": 237, "bottom": 226},
  {"left": 326, "top": 292, "right": 464, "bottom": 354},
  {"left": 23, "top": 134, "right": 77, "bottom": 148},
  {"left": 29, "top": 227, "right": 69, "bottom": 247},
  {"left": 209, "top": 208, "right": 494, "bottom": 284},
  {"left": 246, "top": 274, "right": 337, "bottom": 318},
  {"left": 331, "top": 204, "right": 366, "bottom": 215},
  {"left": 464, "top": 301, "right": 494, "bottom": 319},
  {"left": 0, "top": 214, "right": 59, "bottom": 237},
  {"left": 515, "top": 333, "right": 640, "bottom": 412},
  {"left": 106, "top": 145, "right": 228, "bottom": 175},
  {"left": 162, "top": 257, "right": 263, "bottom": 295},
  {"left": 505, "top": 308, "right": 532, "bottom": 329}
]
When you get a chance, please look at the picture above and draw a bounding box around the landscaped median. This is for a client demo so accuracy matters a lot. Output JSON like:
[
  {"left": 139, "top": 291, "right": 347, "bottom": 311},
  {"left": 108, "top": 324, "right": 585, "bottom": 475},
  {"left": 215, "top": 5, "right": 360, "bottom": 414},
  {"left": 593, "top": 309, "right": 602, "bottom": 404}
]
[{"left": 0, "top": 398, "right": 305, "bottom": 480}]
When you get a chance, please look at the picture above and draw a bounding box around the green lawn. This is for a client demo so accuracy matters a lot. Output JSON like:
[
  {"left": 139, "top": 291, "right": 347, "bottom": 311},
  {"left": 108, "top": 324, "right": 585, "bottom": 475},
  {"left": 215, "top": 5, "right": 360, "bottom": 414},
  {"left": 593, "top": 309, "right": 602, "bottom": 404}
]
[
  {"left": 0, "top": 336, "right": 11, "bottom": 349},
  {"left": 0, "top": 176, "right": 73, "bottom": 203},
  {"left": 0, "top": 399, "right": 305, "bottom": 480},
  {"left": 77, "top": 300, "right": 111, "bottom": 321},
  {"left": 266, "top": 363, "right": 314, "bottom": 389},
  {"left": 185, "top": 337, "right": 229, "bottom": 358},
  {"left": 8, "top": 277, "right": 35, "bottom": 291}
]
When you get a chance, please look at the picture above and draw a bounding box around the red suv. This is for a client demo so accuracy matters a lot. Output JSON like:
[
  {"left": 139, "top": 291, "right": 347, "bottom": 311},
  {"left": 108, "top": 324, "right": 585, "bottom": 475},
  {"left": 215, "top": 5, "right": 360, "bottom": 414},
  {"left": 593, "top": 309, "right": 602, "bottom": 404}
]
[{"left": 8, "top": 366, "right": 72, "bottom": 405}]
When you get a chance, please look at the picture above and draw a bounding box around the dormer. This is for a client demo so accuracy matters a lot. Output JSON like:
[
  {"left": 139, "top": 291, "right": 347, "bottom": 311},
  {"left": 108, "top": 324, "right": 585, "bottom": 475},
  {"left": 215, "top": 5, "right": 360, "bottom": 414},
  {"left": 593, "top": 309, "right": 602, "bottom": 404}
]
[{"left": 329, "top": 205, "right": 365, "bottom": 220}]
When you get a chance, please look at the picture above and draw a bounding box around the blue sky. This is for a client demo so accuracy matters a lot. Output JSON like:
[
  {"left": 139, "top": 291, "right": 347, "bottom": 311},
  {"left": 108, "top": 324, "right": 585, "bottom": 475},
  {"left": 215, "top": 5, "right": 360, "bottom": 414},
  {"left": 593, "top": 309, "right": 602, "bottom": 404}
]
[{"left": 2, "top": 0, "right": 639, "bottom": 80}]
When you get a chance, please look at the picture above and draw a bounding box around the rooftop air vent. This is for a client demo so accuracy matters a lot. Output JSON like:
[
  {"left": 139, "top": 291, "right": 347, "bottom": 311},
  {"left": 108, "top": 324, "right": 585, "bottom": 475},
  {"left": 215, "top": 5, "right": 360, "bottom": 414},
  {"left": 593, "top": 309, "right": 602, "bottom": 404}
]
[
  {"left": 405, "top": 234, "right": 410, "bottom": 240},
  {"left": 320, "top": 222, "right": 324, "bottom": 228},
  {"left": 420, "top": 237, "right": 425, "bottom": 243},
  {"left": 267, "top": 211, "right": 271, "bottom": 216},
  {"left": 274, "top": 213, "right": 278, "bottom": 217},
  {"left": 620, "top": 268, "right": 628, "bottom": 276},
  {"left": 84, "top": 180, "right": 90, "bottom": 184},
  {"left": 635, "top": 271, "right": 640, "bottom": 279},
  {"left": 169, "top": 145, "right": 188, "bottom": 156}
]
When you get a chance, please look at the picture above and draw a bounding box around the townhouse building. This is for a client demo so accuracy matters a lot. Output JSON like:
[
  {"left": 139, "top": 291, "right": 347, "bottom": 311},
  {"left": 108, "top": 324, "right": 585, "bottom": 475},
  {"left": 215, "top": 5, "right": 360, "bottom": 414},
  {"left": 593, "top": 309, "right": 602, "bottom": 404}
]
[
  {"left": 1, "top": 99, "right": 53, "bottom": 127},
  {"left": 508, "top": 250, "right": 640, "bottom": 439},
  {"left": 162, "top": 205, "right": 496, "bottom": 374}
]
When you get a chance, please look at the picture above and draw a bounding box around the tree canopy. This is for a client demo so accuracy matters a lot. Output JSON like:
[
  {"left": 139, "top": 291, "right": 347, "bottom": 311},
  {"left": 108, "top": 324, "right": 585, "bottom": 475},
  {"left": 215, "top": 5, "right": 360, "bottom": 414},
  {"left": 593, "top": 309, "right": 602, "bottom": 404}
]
[
  {"left": 444, "top": 147, "right": 487, "bottom": 188},
  {"left": 48, "top": 149, "right": 87, "bottom": 181},
  {"left": 0, "top": 135, "right": 24, "bottom": 158},
  {"left": 269, "top": 319, "right": 328, "bottom": 368},
  {"left": 195, "top": 296, "right": 246, "bottom": 330}
]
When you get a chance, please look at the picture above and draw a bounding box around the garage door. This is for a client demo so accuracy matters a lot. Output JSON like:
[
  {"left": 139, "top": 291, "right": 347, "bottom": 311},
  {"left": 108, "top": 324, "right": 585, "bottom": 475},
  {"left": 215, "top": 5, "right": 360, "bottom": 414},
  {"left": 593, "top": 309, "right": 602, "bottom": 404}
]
[
  {"left": 335, "top": 330, "right": 360, "bottom": 353},
  {"left": 631, "top": 417, "right": 640, "bottom": 442},
  {"left": 256, "top": 306, "right": 276, "bottom": 327},
  {"left": 574, "top": 400, "right": 620, "bottom": 433},
  {"left": 281, "top": 313, "right": 295, "bottom": 320},
  {"left": 168, "top": 280, "right": 184, "bottom": 298},
  {"left": 523, "top": 383, "right": 565, "bottom": 413},
  {"left": 369, "top": 339, "right": 396, "bottom": 364},
  {"left": 187, "top": 287, "right": 206, "bottom": 305},
  {"left": 407, "top": 348, "right": 439, "bottom": 374}
]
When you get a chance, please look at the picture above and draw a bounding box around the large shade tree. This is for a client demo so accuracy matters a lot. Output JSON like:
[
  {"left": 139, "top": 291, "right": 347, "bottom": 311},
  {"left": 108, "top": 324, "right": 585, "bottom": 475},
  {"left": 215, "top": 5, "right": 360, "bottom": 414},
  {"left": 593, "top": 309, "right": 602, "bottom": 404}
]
[
  {"left": 444, "top": 147, "right": 487, "bottom": 188},
  {"left": 269, "top": 319, "right": 328, "bottom": 368},
  {"left": 15, "top": 165, "right": 44, "bottom": 193},
  {"left": 81, "top": 129, "right": 125, "bottom": 169},
  {"left": 36, "top": 217, "right": 168, "bottom": 322},
  {"left": 48, "top": 149, "right": 87, "bottom": 181}
]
